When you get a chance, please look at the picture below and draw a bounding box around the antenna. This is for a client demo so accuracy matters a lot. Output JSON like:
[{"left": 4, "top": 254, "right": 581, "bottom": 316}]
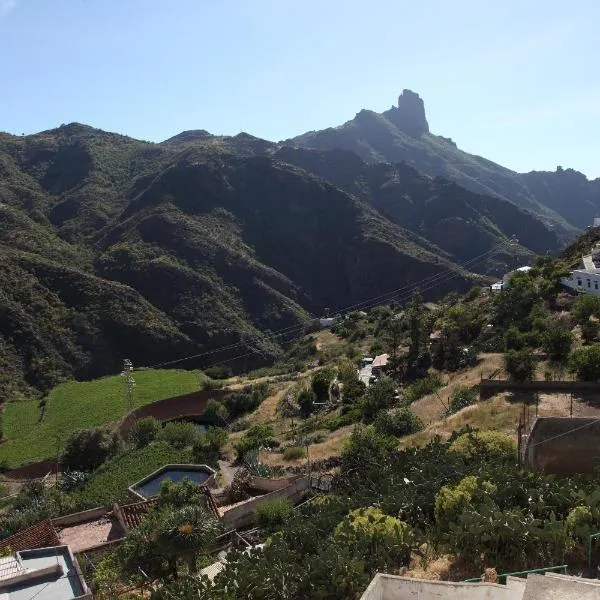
[{"left": 121, "top": 359, "right": 135, "bottom": 412}]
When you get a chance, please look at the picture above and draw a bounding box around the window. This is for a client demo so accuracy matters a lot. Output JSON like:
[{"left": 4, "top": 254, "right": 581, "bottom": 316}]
[
  {"left": 587, "top": 279, "right": 591, "bottom": 288},
  {"left": 595, "top": 282, "right": 598, "bottom": 290},
  {"left": 578, "top": 279, "right": 582, "bottom": 286}
]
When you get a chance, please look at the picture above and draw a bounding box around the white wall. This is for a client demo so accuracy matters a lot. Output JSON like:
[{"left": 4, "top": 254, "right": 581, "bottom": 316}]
[
  {"left": 360, "top": 574, "right": 522, "bottom": 600},
  {"left": 562, "top": 270, "right": 600, "bottom": 296}
]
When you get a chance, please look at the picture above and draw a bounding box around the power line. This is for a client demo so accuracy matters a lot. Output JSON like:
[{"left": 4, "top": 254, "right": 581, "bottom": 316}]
[{"left": 146, "top": 241, "right": 509, "bottom": 370}]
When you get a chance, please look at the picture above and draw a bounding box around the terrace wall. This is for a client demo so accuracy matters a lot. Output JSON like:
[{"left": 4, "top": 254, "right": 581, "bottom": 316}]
[
  {"left": 524, "top": 416, "right": 600, "bottom": 475},
  {"left": 479, "top": 379, "right": 600, "bottom": 400}
]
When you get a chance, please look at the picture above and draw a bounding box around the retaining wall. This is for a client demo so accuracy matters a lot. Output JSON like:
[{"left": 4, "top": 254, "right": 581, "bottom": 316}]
[
  {"left": 119, "top": 388, "right": 229, "bottom": 436},
  {"left": 51, "top": 507, "right": 108, "bottom": 527},
  {"left": 221, "top": 476, "right": 310, "bottom": 529},
  {"left": 524, "top": 417, "right": 600, "bottom": 475},
  {"left": 480, "top": 379, "right": 600, "bottom": 400}
]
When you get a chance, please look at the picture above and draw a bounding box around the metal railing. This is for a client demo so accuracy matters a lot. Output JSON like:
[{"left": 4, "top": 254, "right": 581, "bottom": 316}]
[{"left": 464, "top": 564, "right": 568, "bottom": 583}]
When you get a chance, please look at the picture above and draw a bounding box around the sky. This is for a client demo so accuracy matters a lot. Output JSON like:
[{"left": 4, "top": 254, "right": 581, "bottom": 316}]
[{"left": 1, "top": 0, "right": 599, "bottom": 177}]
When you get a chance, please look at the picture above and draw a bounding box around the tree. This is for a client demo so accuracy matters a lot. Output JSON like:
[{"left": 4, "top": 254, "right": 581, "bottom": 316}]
[
  {"left": 234, "top": 424, "right": 276, "bottom": 460},
  {"left": 374, "top": 408, "right": 423, "bottom": 437},
  {"left": 448, "top": 430, "right": 516, "bottom": 463},
  {"left": 297, "top": 387, "right": 316, "bottom": 418},
  {"left": 204, "top": 399, "right": 229, "bottom": 425},
  {"left": 568, "top": 345, "right": 600, "bottom": 380},
  {"left": 61, "top": 427, "right": 121, "bottom": 472},
  {"left": 542, "top": 326, "right": 573, "bottom": 362},
  {"left": 311, "top": 370, "right": 333, "bottom": 403},
  {"left": 504, "top": 348, "right": 535, "bottom": 382},
  {"left": 572, "top": 294, "right": 600, "bottom": 324},
  {"left": 334, "top": 506, "right": 413, "bottom": 568},
  {"left": 130, "top": 417, "right": 161, "bottom": 449},
  {"left": 158, "top": 421, "right": 199, "bottom": 449},
  {"left": 362, "top": 376, "right": 397, "bottom": 421}
]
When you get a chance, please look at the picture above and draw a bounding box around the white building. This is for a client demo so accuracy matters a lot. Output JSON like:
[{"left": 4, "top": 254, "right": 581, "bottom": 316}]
[{"left": 562, "top": 268, "right": 600, "bottom": 296}]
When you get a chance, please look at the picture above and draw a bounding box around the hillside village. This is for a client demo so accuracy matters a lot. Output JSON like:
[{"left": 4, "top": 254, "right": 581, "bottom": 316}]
[{"left": 3, "top": 228, "right": 600, "bottom": 598}]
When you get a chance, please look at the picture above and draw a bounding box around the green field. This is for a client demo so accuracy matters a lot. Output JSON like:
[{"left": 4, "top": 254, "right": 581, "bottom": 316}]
[
  {"left": 0, "top": 369, "right": 205, "bottom": 468},
  {"left": 72, "top": 441, "right": 192, "bottom": 509}
]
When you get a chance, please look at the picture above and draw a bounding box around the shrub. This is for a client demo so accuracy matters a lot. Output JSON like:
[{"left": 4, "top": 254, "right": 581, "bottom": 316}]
[
  {"left": 542, "top": 326, "right": 573, "bottom": 362},
  {"left": 312, "top": 369, "right": 333, "bottom": 403},
  {"left": 504, "top": 348, "right": 535, "bottom": 382},
  {"left": 568, "top": 345, "right": 600, "bottom": 381},
  {"left": 434, "top": 475, "right": 496, "bottom": 527},
  {"left": 362, "top": 377, "right": 397, "bottom": 421},
  {"left": 59, "top": 470, "right": 88, "bottom": 492},
  {"left": 158, "top": 422, "right": 199, "bottom": 449},
  {"left": 234, "top": 424, "right": 277, "bottom": 460},
  {"left": 61, "top": 427, "right": 122, "bottom": 472},
  {"left": 447, "top": 385, "right": 478, "bottom": 415},
  {"left": 323, "top": 408, "right": 362, "bottom": 431},
  {"left": 204, "top": 399, "right": 229, "bottom": 425},
  {"left": 283, "top": 446, "right": 306, "bottom": 461},
  {"left": 254, "top": 497, "right": 293, "bottom": 531},
  {"left": 373, "top": 408, "right": 423, "bottom": 437},
  {"left": 229, "top": 418, "right": 250, "bottom": 432},
  {"left": 204, "top": 365, "right": 233, "bottom": 380},
  {"left": 193, "top": 427, "right": 228, "bottom": 461},
  {"left": 566, "top": 505, "right": 593, "bottom": 541},
  {"left": 297, "top": 388, "right": 316, "bottom": 418},
  {"left": 225, "top": 384, "right": 270, "bottom": 419},
  {"left": 334, "top": 507, "right": 413, "bottom": 566},
  {"left": 225, "top": 468, "right": 252, "bottom": 503},
  {"left": 130, "top": 417, "right": 161, "bottom": 449},
  {"left": 448, "top": 430, "right": 516, "bottom": 463},
  {"left": 403, "top": 375, "right": 443, "bottom": 404}
]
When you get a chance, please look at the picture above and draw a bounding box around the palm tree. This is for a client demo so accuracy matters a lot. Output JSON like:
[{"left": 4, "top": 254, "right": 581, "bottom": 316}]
[{"left": 158, "top": 505, "right": 221, "bottom": 574}]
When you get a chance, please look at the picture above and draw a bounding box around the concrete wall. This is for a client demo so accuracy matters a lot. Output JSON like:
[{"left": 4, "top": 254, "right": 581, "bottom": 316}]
[
  {"left": 524, "top": 417, "right": 600, "bottom": 475},
  {"left": 221, "top": 477, "right": 310, "bottom": 529},
  {"left": 562, "top": 270, "right": 600, "bottom": 296},
  {"left": 51, "top": 506, "right": 107, "bottom": 527},
  {"left": 250, "top": 475, "right": 299, "bottom": 493},
  {"left": 360, "top": 574, "right": 519, "bottom": 600},
  {"left": 480, "top": 379, "right": 600, "bottom": 400}
]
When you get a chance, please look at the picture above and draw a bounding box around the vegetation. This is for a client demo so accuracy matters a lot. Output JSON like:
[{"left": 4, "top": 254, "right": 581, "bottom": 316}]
[
  {"left": 283, "top": 446, "right": 306, "bottom": 461},
  {"left": 61, "top": 427, "right": 121, "bottom": 472},
  {"left": 0, "top": 368, "right": 204, "bottom": 467},
  {"left": 254, "top": 497, "right": 294, "bottom": 532},
  {"left": 373, "top": 408, "right": 423, "bottom": 438}
]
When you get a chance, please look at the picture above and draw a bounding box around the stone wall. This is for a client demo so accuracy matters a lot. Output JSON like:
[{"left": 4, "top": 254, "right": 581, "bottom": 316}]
[{"left": 524, "top": 417, "right": 600, "bottom": 475}]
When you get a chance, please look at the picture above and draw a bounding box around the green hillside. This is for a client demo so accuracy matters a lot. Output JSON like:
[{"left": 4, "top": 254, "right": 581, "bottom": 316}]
[
  {"left": 0, "top": 123, "right": 547, "bottom": 398},
  {"left": 0, "top": 369, "right": 203, "bottom": 467}
]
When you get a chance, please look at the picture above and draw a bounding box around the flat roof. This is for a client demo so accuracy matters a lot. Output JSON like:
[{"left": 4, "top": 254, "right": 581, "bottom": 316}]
[{"left": 1, "top": 546, "right": 88, "bottom": 600}]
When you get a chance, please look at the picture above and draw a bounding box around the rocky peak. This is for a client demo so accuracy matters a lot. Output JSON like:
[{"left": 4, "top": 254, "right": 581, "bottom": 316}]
[{"left": 384, "top": 89, "right": 429, "bottom": 137}]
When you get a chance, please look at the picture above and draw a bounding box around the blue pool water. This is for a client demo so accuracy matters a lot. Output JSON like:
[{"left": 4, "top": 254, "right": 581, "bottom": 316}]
[{"left": 134, "top": 467, "right": 212, "bottom": 499}]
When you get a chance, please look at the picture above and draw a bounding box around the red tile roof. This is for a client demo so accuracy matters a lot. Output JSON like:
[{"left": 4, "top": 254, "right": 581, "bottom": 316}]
[
  {"left": 119, "top": 499, "right": 156, "bottom": 530},
  {"left": 0, "top": 519, "right": 60, "bottom": 552}
]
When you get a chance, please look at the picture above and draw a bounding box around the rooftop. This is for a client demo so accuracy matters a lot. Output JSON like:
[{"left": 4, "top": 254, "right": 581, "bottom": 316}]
[
  {"left": 55, "top": 517, "right": 123, "bottom": 554},
  {"left": 0, "top": 546, "right": 90, "bottom": 600},
  {"left": 0, "top": 520, "right": 60, "bottom": 553},
  {"left": 372, "top": 353, "right": 389, "bottom": 368}
]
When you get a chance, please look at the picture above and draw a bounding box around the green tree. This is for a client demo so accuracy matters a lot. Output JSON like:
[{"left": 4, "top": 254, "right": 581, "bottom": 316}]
[
  {"left": 234, "top": 424, "right": 276, "bottom": 460},
  {"left": 61, "top": 427, "right": 121, "bottom": 472},
  {"left": 254, "top": 497, "right": 294, "bottom": 532},
  {"left": 129, "top": 417, "right": 161, "bottom": 449},
  {"left": 311, "top": 369, "right": 333, "bottom": 403},
  {"left": 568, "top": 345, "right": 600, "bottom": 380},
  {"left": 542, "top": 326, "right": 573, "bottom": 362},
  {"left": 334, "top": 506, "right": 413, "bottom": 567},
  {"left": 373, "top": 408, "right": 423, "bottom": 437},
  {"left": 572, "top": 294, "right": 600, "bottom": 324},
  {"left": 504, "top": 348, "right": 535, "bottom": 382},
  {"left": 203, "top": 399, "right": 229, "bottom": 425},
  {"left": 297, "top": 387, "right": 316, "bottom": 418},
  {"left": 448, "top": 430, "right": 516, "bottom": 463},
  {"left": 362, "top": 376, "right": 397, "bottom": 421},
  {"left": 158, "top": 421, "right": 199, "bottom": 449}
]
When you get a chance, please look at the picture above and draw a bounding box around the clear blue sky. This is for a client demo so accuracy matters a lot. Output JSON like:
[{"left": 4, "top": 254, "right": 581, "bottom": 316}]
[{"left": 1, "top": 0, "right": 599, "bottom": 177}]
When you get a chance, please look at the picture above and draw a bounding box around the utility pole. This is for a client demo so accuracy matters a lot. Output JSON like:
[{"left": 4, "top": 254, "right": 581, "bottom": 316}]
[{"left": 121, "top": 359, "right": 135, "bottom": 412}]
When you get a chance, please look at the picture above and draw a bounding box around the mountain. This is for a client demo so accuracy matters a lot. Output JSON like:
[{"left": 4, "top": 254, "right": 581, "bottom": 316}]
[
  {"left": 284, "top": 90, "right": 600, "bottom": 236},
  {"left": 0, "top": 123, "right": 555, "bottom": 397}
]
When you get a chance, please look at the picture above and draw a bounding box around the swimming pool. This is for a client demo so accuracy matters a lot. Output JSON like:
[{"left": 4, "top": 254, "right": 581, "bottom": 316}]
[{"left": 130, "top": 464, "right": 215, "bottom": 499}]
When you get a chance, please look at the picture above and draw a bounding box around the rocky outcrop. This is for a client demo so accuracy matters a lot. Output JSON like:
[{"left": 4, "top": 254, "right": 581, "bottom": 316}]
[{"left": 384, "top": 89, "right": 429, "bottom": 136}]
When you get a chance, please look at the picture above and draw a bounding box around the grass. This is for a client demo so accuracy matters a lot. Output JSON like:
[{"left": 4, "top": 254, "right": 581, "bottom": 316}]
[
  {"left": 0, "top": 369, "right": 205, "bottom": 467},
  {"left": 71, "top": 441, "right": 192, "bottom": 508}
]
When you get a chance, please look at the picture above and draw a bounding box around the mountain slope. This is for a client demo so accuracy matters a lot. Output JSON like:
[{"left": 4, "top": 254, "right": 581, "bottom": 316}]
[{"left": 284, "top": 90, "right": 600, "bottom": 236}]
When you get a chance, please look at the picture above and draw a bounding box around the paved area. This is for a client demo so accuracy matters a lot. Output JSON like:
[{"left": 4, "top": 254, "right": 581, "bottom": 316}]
[
  {"left": 358, "top": 364, "right": 373, "bottom": 387},
  {"left": 217, "top": 460, "right": 240, "bottom": 489}
]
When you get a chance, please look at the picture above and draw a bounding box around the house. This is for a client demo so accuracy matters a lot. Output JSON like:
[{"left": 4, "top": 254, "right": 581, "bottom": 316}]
[
  {"left": 562, "top": 268, "right": 600, "bottom": 296},
  {"left": 490, "top": 281, "right": 503, "bottom": 294},
  {"left": 0, "top": 545, "right": 91, "bottom": 599},
  {"left": 371, "top": 353, "right": 389, "bottom": 377}
]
